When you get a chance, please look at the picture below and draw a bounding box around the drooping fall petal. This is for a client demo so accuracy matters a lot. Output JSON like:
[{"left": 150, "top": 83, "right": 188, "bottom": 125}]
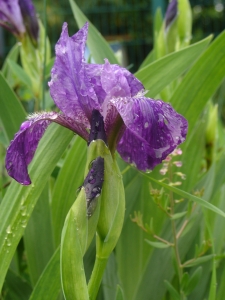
[
  {"left": 112, "top": 97, "right": 188, "bottom": 171},
  {"left": 5, "top": 112, "right": 89, "bottom": 184}
]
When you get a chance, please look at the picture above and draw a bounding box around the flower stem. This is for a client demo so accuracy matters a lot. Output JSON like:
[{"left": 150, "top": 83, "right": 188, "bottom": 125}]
[
  {"left": 88, "top": 256, "right": 108, "bottom": 300},
  {"left": 168, "top": 165, "right": 183, "bottom": 294}
]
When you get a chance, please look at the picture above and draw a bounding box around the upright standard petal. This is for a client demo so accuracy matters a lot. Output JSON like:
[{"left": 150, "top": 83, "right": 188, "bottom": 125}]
[
  {"left": 85, "top": 59, "right": 144, "bottom": 137},
  {"left": 6, "top": 112, "right": 89, "bottom": 185},
  {"left": 19, "top": 0, "right": 39, "bottom": 46},
  {"left": 49, "top": 22, "right": 100, "bottom": 124},
  {"left": 112, "top": 97, "right": 188, "bottom": 171},
  {"left": 0, "top": 0, "right": 25, "bottom": 38}
]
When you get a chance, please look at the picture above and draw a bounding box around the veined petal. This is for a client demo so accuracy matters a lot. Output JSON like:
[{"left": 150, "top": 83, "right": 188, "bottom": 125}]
[
  {"left": 101, "top": 59, "right": 144, "bottom": 98},
  {"left": 102, "top": 60, "right": 144, "bottom": 134},
  {"left": 84, "top": 59, "right": 144, "bottom": 134},
  {"left": 49, "top": 22, "right": 100, "bottom": 122},
  {"left": 5, "top": 112, "right": 89, "bottom": 185},
  {"left": 112, "top": 97, "right": 188, "bottom": 171},
  {"left": 0, "top": 0, "right": 25, "bottom": 37},
  {"left": 101, "top": 59, "right": 132, "bottom": 99},
  {"left": 85, "top": 59, "right": 144, "bottom": 102}
]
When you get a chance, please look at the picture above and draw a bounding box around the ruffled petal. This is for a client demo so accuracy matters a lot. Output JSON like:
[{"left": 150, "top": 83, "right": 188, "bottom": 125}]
[
  {"left": 49, "top": 22, "right": 100, "bottom": 122},
  {"left": 5, "top": 112, "right": 89, "bottom": 185},
  {"left": 112, "top": 97, "right": 188, "bottom": 171},
  {"left": 84, "top": 63, "right": 106, "bottom": 106},
  {"left": 0, "top": 0, "right": 25, "bottom": 37},
  {"left": 102, "top": 60, "right": 145, "bottom": 134},
  {"left": 85, "top": 59, "right": 144, "bottom": 135},
  {"left": 101, "top": 59, "right": 144, "bottom": 98}
]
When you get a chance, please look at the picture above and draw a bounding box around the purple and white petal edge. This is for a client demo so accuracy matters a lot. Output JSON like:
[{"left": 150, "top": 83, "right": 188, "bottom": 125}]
[
  {"left": 5, "top": 112, "right": 89, "bottom": 185},
  {"left": 112, "top": 96, "right": 188, "bottom": 171}
]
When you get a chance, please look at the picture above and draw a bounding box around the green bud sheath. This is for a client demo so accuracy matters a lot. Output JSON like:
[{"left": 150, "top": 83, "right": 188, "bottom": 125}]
[
  {"left": 60, "top": 188, "right": 89, "bottom": 300},
  {"left": 60, "top": 140, "right": 106, "bottom": 300},
  {"left": 20, "top": 21, "right": 51, "bottom": 101},
  {"left": 86, "top": 140, "right": 125, "bottom": 257},
  {"left": 86, "top": 140, "right": 125, "bottom": 299},
  {"left": 165, "top": 16, "right": 178, "bottom": 54},
  {"left": 177, "top": 0, "right": 192, "bottom": 47}
]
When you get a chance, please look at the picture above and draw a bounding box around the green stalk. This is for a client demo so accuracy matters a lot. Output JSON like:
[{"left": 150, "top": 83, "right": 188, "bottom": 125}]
[
  {"left": 168, "top": 164, "right": 184, "bottom": 299},
  {"left": 88, "top": 256, "right": 108, "bottom": 300}
]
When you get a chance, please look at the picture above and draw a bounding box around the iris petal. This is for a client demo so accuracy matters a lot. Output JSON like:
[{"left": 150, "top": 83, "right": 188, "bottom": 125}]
[
  {"left": 49, "top": 22, "right": 100, "bottom": 123},
  {"left": 112, "top": 97, "right": 188, "bottom": 171},
  {"left": 5, "top": 112, "right": 89, "bottom": 185},
  {"left": 85, "top": 59, "right": 144, "bottom": 136}
]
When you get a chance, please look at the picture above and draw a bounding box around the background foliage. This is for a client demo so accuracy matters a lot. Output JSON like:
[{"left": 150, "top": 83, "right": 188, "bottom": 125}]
[
  {"left": 0, "top": 0, "right": 225, "bottom": 71},
  {"left": 0, "top": 0, "right": 225, "bottom": 299}
]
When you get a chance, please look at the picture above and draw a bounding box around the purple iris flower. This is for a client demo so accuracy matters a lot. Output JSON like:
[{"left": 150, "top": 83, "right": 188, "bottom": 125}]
[
  {"left": 0, "top": 0, "right": 39, "bottom": 44},
  {"left": 5, "top": 22, "right": 188, "bottom": 185},
  {"left": 165, "top": 0, "right": 178, "bottom": 29}
]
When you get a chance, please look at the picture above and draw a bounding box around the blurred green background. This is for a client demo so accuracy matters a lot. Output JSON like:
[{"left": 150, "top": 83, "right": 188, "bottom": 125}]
[{"left": 0, "top": 0, "right": 224, "bottom": 72}]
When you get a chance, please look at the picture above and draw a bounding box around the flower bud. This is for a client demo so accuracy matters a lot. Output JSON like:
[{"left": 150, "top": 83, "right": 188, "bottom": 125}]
[
  {"left": 164, "top": 0, "right": 178, "bottom": 53},
  {"left": 165, "top": 0, "right": 178, "bottom": 29},
  {"left": 0, "top": 0, "right": 39, "bottom": 46},
  {"left": 83, "top": 156, "right": 104, "bottom": 218},
  {"left": 60, "top": 155, "right": 105, "bottom": 300},
  {"left": 177, "top": 0, "right": 192, "bottom": 47},
  {"left": 86, "top": 140, "right": 125, "bottom": 259}
]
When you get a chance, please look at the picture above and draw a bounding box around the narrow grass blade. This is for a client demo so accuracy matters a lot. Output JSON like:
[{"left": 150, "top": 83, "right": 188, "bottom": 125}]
[
  {"left": 29, "top": 248, "right": 61, "bottom": 300},
  {"left": 24, "top": 183, "right": 54, "bottom": 286},
  {"left": 7, "top": 60, "right": 32, "bottom": 91},
  {"left": 4, "top": 269, "right": 32, "bottom": 300},
  {"left": 135, "top": 36, "right": 211, "bottom": 97},
  {"left": 145, "top": 175, "right": 225, "bottom": 218},
  {"left": 51, "top": 136, "right": 86, "bottom": 247},
  {"left": 1, "top": 43, "right": 20, "bottom": 76},
  {"left": 171, "top": 30, "right": 225, "bottom": 133},
  {"left": 0, "top": 72, "right": 26, "bottom": 142}
]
